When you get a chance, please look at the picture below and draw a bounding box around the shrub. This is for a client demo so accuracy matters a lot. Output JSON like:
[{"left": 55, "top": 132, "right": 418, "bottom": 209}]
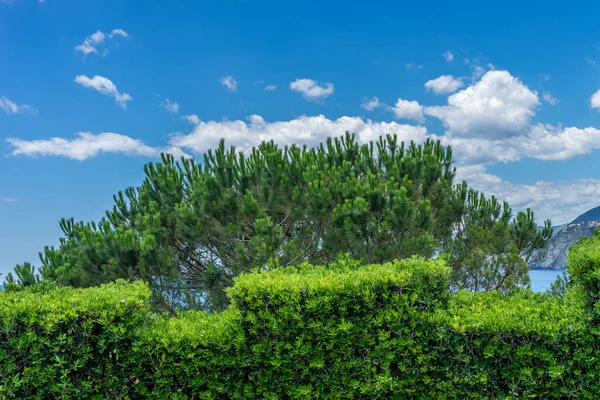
[
  {"left": 0, "top": 280, "right": 150, "bottom": 399},
  {"left": 2, "top": 255, "right": 600, "bottom": 398},
  {"left": 567, "top": 230, "right": 600, "bottom": 320}
]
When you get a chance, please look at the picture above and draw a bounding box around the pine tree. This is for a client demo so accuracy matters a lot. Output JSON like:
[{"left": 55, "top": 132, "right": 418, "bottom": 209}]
[{"left": 6, "top": 133, "right": 552, "bottom": 311}]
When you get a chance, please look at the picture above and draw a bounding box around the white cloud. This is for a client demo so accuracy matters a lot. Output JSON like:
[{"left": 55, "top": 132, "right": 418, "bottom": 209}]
[
  {"left": 289, "top": 78, "right": 334, "bottom": 101},
  {"left": 221, "top": 76, "right": 238, "bottom": 91},
  {"left": 361, "top": 96, "right": 381, "bottom": 111},
  {"left": 183, "top": 114, "right": 201, "bottom": 125},
  {"left": 524, "top": 124, "right": 600, "bottom": 161},
  {"left": 75, "top": 30, "right": 105, "bottom": 55},
  {"left": 74, "top": 75, "right": 132, "bottom": 109},
  {"left": 7, "top": 132, "right": 188, "bottom": 160},
  {"left": 390, "top": 98, "right": 424, "bottom": 122},
  {"left": 442, "top": 51, "right": 454, "bottom": 62},
  {"left": 161, "top": 99, "right": 180, "bottom": 113},
  {"left": 538, "top": 73, "right": 551, "bottom": 80},
  {"left": 109, "top": 29, "right": 129, "bottom": 38},
  {"left": 0, "top": 197, "right": 17, "bottom": 204},
  {"left": 591, "top": 89, "right": 600, "bottom": 109},
  {"left": 405, "top": 63, "right": 423, "bottom": 70},
  {"left": 170, "top": 114, "right": 428, "bottom": 155},
  {"left": 444, "top": 124, "right": 600, "bottom": 166},
  {"left": 456, "top": 164, "right": 600, "bottom": 224},
  {"left": 424, "top": 75, "right": 464, "bottom": 95},
  {"left": 0, "top": 96, "right": 36, "bottom": 115},
  {"left": 264, "top": 84, "right": 277, "bottom": 91},
  {"left": 542, "top": 93, "right": 560, "bottom": 106},
  {"left": 75, "top": 29, "right": 128, "bottom": 57},
  {"left": 425, "top": 70, "right": 539, "bottom": 139}
]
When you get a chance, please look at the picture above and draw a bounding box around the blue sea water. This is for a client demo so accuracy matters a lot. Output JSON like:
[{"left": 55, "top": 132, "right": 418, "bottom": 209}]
[{"left": 528, "top": 269, "right": 564, "bottom": 293}]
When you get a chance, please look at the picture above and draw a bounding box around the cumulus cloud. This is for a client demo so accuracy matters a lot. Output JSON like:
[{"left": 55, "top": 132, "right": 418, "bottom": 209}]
[
  {"left": 442, "top": 51, "right": 454, "bottom": 62},
  {"left": 456, "top": 164, "right": 600, "bottom": 224},
  {"left": 170, "top": 114, "right": 428, "bottom": 155},
  {"left": 6, "top": 132, "right": 188, "bottom": 160},
  {"left": 524, "top": 124, "right": 600, "bottom": 161},
  {"left": 591, "top": 89, "right": 600, "bottom": 109},
  {"left": 424, "top": 75, "right": 464, "bottom": 95},
  {"left": 74, "top": 75, "right": 132, "bottom": 109},
  {"left": 390, "top": 98, "right": 424, "bottom": 122},
  {"left": 0, "top": 96, "right": 37, "bottom": 115},
  {"left": 289, "top": 78, "right": 334, "bottom": 101},
  {"left": 161, "top": 98, "right": 180, "bottom": 113},
  {"left": 75, "top": 29, "right": 128, "bottom": 57},
  {"left": 425, "top": 70, "right": 539, "bottom": 139},
  {"left": 221, "top": 76, "right": 237, "bottom": 91},
  {"left": 361, "top": 96, "right": 381, "bottom": 111},
  {"left": 445, "top": 123, "right": 600, "bottom": 166}
]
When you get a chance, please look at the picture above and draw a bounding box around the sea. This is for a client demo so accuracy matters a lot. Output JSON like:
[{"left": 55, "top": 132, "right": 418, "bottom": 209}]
[{"left": 528, "top": 269, "right": 564, "bottom": 292}]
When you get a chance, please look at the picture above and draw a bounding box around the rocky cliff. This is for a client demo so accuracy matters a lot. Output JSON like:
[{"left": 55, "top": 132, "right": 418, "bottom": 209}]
[{"left": 530, "top": 220, "right": 600, "bottom": 269}]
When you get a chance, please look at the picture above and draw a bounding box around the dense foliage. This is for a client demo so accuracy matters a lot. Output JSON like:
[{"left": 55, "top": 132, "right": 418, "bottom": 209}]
[
  {"left": 2, "top": 251, "right": 599, "bottom": 399},
  {"left": 5, "top": 134, "right": 552, "bottom": 311}
]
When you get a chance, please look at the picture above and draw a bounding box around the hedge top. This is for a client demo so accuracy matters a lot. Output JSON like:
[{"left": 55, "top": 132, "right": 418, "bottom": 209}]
[
  {"left": 0, "top": 279, "right": 150, "bottom": 329},
  {"left": 228, "top": 256, "right": 451, "bottom": 309}
]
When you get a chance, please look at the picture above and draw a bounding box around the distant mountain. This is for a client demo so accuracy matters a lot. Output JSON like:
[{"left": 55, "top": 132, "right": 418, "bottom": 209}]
[
  {"left": 570, "top": 205, "right": 600, "bottom": 225},
  {"left": 530, "top": 207, "right": 600, "bottom": 270}
]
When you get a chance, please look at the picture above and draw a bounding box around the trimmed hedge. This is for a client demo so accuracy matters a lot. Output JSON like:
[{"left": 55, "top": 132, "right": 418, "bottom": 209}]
[
  {"left": 0, "top": 280, "right": 150, "bottom": 398},
  {"left": 2, "top": 254, "right": 600, "bottom": 398}
]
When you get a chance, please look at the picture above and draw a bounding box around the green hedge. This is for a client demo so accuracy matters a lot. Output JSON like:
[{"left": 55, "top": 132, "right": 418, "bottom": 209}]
[
  {"left": 2, "top": 255, "right": 600, "bottom": 399},
  {"left": 0, "top": 280, "right": 150, "bottom": 399}
]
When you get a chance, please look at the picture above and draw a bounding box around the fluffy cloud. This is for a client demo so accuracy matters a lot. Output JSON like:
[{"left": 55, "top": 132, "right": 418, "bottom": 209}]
[
  {"left": 424, "top": 75, "right": 464, "bottom": 95},
  {"left": 74, "top": 75, "right": 132, "bottom": 109},
  {"left": 289, "top": 79, "right": 334, "bottom": 101},
  {"left": 264, "top": 84, "right": 277, "bottom": 91},
  {"left": 161, "top": 99, "right": 180, "bottom": 113},
  {"left": 221, "top": 76, "right": 237, "bottom": 91},
  {"left": 442, "top": 51, "right": 454, "bottom": 62},
  {"left": 425, "top": 70, "right": 539, "bottom": 139},
  {"left": 170, "top": 114, "right": 428, "bottom": 155},
  {"left": 457, "top": 164, "right": 600, "bottom": 224},
  {"left": 523, "top": 124, "right": 600, "bottom": 161},
  {"left": 6, "top": 132, "right": 187, "bottom": 160},
  {"left": 591, "top": 89, "right": 600, "bottom": 109},
  {"left": 361, "top": 96, "right": 381, "bottom": 111},
  {"left": 75, "top": 29, "right": 128, "bottom": 57},
  {"left": 0, "top": 96, "right": 36, "bottom": 115},
  {"left": 445, "top": 124, "right": 600, "bottom": 166},
  {"left": 390, "top": 98, "right": 424, "bottom": 122}
]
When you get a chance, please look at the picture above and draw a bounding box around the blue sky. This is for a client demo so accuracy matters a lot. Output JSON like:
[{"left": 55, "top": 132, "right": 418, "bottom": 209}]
[{"left": 2, "top": 0, "right": 600, "bottom": 275}]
